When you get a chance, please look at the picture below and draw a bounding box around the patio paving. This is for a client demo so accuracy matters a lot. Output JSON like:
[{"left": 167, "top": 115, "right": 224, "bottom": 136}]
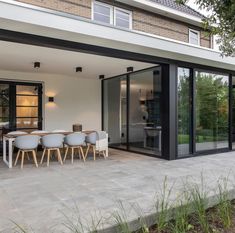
[{"left": 0, "top": 149, "right": 235, "bottom": 232}]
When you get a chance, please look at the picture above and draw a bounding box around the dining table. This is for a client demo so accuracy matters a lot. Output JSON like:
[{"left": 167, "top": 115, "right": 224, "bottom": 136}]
[{"left": 3, "top": 130, "right": 108, "bottom": 168}]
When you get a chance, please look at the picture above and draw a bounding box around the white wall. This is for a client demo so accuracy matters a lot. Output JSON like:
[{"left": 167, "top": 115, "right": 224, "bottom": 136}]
[{"left": 0, "top": 70, "right": 101, "bottom": 131}]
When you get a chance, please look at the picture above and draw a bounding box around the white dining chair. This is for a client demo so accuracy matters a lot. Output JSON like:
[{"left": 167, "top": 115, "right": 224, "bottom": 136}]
[
  {"left": 7, "top": 131, "right": 28, "bottom": 157},
  {"left": 40, "top": 134, "right": 64, "bottom": 166},
  {"left": 14, "top": 135, "right": 40, "bottom": 169},
  {"left": 85, "top": 131, "right": 108, "bottom": 160},
  {"left": 63, "top": 133, "right": 86, "bottom": 163}
]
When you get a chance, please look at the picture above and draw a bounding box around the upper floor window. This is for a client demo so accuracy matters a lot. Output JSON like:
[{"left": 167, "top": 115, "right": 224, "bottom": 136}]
[
  {"left": 93, "top": 1, "right": 113, "bottom": 24},
  {"left": 189, "top": 29, "right": 200, "bottom": 46},
  {"left": 114, "top": 8, "right": 132, "bottom": 29},
  {"left": 92, "top": 1, "right": 132, "bottom": 29}
]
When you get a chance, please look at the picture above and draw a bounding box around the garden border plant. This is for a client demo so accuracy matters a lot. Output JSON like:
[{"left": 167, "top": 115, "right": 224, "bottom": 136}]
[{"left": 12, "top": 174, "right": 235, "bottom": 233}]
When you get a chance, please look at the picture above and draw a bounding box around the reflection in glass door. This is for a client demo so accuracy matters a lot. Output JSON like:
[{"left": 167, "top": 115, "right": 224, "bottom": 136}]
[
  {"left": 0, "top": 84, "right": 10, "bottom": 140},
  {"left": 232, "top": 76, "right": 235, "bottom": 149},
  {"left": 177, "top": 68, "right": 192, "bottom": 157},
  {"left": 195, "top": 71, "right": 229, "bottom": 151},
  {"left": 129, "top": 67, "right": 162, "bottom": 156},
  {"left": 103, "top": 76, "right": 127, "bottom": 149},
  {"left": 177, "top": 69, "right": 229, "bottom": 157}
]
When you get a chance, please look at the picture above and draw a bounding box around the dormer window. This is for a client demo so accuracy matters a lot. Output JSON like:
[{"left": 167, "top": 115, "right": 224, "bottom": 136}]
[
  {"left": 92, "top": 1, "right": 132, "bottom": 29},
  {"left": 189, "top": 29, "right": 200, "bottom": 46}
]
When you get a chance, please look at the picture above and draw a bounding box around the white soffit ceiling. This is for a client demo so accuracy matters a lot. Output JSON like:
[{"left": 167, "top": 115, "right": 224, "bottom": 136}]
[{"left": 0, "top": 41, "right": 155, "bottom": 79}]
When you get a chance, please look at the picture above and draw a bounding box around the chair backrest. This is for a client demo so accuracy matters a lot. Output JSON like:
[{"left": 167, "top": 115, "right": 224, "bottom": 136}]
[
  {"left": 31, "top": 130, "right": 49, "bottom": 134},
  {"left": 52, "top": 130, "right": 67, "bottom": 133},
  {"left": 42, "top": 134, "right": 64, "bottom": 148},
  {"left": 15, "top": 135, "right": 40, "bottom": 150},
  {"left": 7, "top": 131, "right": 27, "bottom": 135},
  {"left": 65, "top": 133, "right": 85, "bottom": 146},
  {"left": 86, "top": 131, "right": 107, "bottom": 144}
]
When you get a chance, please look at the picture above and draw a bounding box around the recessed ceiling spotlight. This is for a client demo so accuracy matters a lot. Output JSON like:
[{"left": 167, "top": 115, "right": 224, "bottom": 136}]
[
  {"left": 34, "top": 62, "right": 40, "bottom": 69},
  {"left": 99, "top": 75, "right": 105, "bottom": 80},
  {"left": 76, "top": 67, "right": 83, "bottom": 72}
]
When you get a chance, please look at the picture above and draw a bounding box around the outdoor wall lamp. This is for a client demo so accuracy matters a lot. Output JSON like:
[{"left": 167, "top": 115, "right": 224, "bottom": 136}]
[
  {"left": 48, "top": 97, "right": 54, "bottom": 102},
  {"left": 34, "top": 62, "right": 40, "bottom": 69}
]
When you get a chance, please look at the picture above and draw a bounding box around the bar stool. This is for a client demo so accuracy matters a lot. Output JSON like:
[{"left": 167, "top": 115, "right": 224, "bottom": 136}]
[
  {"left": 40, "top": 134, "right": 64, "bottom": 166},
  {"left": 63, "top": 132, "right": 86, "bottom": 163},
  {"left": 14, "top": 135, "right": 40, "bottom": 169}
]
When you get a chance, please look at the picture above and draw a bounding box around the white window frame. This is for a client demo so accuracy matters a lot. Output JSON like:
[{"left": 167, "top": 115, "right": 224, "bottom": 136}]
[
  {"left": 114, "top": 7, "right": 132, "bottom": 30},
  {"left": 92, "top": 1, "right": 113, "bottom": 25},
  {"left": 189, "top": 29, "right": 200, "bottom": 46}
]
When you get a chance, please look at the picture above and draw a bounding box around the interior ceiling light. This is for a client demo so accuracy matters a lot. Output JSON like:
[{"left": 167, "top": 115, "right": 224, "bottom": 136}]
[
  {"left": 34, "top": 62, "right": 40, "bottom": 69},
  {"left": 76, "top": 67, "right": 82, "bottom": 72}
]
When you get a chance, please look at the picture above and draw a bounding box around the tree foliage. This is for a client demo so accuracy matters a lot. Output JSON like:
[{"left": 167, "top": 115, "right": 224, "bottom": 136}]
[
  {"left": 176, "top": 0, "right": 235, "bottom": 57},
  {"left": 178, "top": 71, "right": 228, "bottom": 144}
]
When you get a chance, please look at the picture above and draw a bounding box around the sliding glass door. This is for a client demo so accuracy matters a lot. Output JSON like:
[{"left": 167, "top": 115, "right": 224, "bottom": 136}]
[
  {"left": 103, "top": 76, "right": 127, "bottom": 149},
  {"left": 195, "top": 71, "right": 229, "bottom": 151},
  {"left": 177, "top": 68, "right": 192, "bottom": 157},
  {"left": 129, "top": 67, "right": 162, "bottom": 156},
  {"left": 103, "top": 66, "right": 163, "bottom": 157},
  {"left": 177, "top": 68, "right": 229, "bottom": 157}
]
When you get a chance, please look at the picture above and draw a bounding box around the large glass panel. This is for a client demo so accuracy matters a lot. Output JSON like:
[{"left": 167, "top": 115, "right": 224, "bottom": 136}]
[
  {"left": 178, "top": 68, "right": 191, "bottom": 157},
  {"left": 129, "top": 67, "right": 162, "bottom": 156},
  {"left": 232, "top": 76, "right": 235, "bottom": 149},
  {"left": 0, "top": 84, "right": 10, "bottom": 140},
  {"left": 16, "top": 85, "right": 39, "bottom": 95},
  {"left": 103, "top": 76, "right": 127, "bottom": 149},
  {"left": 16, "top": 107, "right": 38, "bottom": 117},
  {"left": 195, "top": 70, "right": 229, "bottom": 151},
  {"left": 16, "top": 84, "right": 40, "bottom": 130},
  {"left": 16, "top": 96, "right": 38, "bottom": 106},
  {"left": 16, "top": 118, "right": 38, "bottom": 129}
]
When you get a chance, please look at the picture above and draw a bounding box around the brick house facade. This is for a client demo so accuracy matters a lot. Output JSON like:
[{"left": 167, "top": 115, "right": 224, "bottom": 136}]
[{"left": 14, "top": 0, "right": 212, "bottom": 48}]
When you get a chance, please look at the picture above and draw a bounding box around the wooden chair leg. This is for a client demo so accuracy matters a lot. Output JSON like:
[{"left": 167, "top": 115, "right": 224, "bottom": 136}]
[
  {"left": 93, "top": 146, "right": 96, "bottom": 161},
  {"left": 47, "top": 149, "right": 50, "bottom": 167},
  {"left": 63, "top": 147, "right": 69, "bottom": 162},
  {"left": 32, "top": 150, "right": 38, "bottom": 168},
  {"left": 71, "top": 147, "right": 74, "bottom": 164},
  {"left": 40, "top": 148, "right": 46, "bottom": 164},
  {"left": 78, "top": 148, "right": 81, "bottom": 160},
  {"left": 21, "top": 151, "right": 25, "bottom": 169},
  {"left": 85, "top": 144, "right": 90, "bottom": 159},
  {"left": 57, "top": 148, "right": 63, "bottom": 165},
  {"left": 26, "top": 152, "right": 30, "bottom": 161},
  {"left": 79, "top": 147, "right": 86, "bottom": 162},
  {"left": 102, "top": 150, "right": 106, "bottom": 159},
  {"left": 14, "top": 150, "right": 21, "bottom": 166}
]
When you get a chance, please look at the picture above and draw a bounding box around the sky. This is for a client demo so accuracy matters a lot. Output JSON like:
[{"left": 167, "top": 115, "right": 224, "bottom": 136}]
[{"left": 187, "top": 0, "right": 210, "bottom": 16}]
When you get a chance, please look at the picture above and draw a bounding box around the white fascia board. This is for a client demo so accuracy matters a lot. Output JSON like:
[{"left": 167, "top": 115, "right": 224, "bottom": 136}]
[
  {"left": 0, "top": 1, "right": 234, "bottom": 71},
  {"left": 116, "top": 0, "right": 203, "bottom": 27}
]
